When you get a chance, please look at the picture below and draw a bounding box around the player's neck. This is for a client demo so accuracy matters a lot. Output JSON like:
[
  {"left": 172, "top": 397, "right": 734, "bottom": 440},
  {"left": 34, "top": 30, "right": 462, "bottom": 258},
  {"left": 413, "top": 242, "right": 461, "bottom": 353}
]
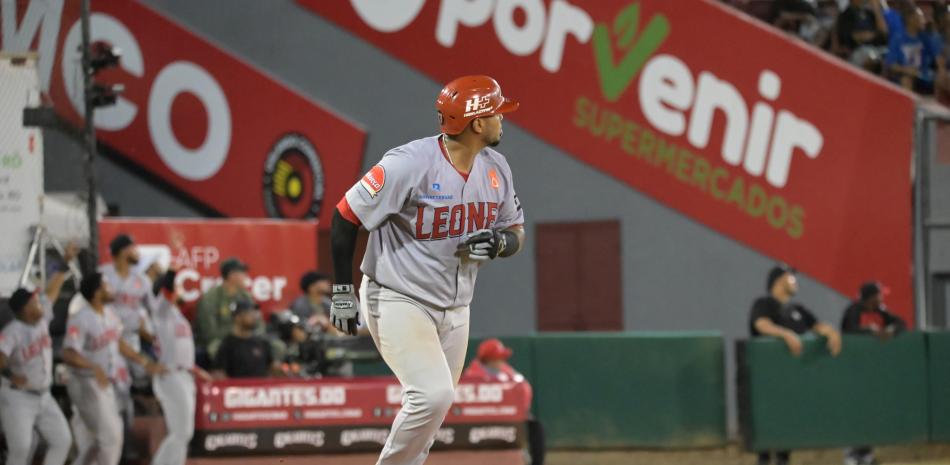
[
  {"left": 115, "top": 261, "right": 129, "bottom": 277},
  {"left": 91, "top": 302, "right": 105, "bottom": 313},
  {"left": 442, "top": 135, "right": 482, "bottom": 173}
]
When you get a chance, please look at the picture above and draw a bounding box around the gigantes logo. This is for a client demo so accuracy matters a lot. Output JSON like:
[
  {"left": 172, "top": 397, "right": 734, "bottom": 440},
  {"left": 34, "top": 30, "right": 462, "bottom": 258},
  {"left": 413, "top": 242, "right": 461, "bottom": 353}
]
[
  {"left": 204, "top": 432, "right": 258, "bottom": 451},
  {"left": 348, "top": 0, "right": 822, "bottom": 189},
  {"left": 224, "top": 385, "right": 347, "bottom": 408}
]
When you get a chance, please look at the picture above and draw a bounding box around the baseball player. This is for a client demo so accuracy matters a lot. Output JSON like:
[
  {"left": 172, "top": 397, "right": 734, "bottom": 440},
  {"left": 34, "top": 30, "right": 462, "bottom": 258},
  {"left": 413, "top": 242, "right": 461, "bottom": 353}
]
[
  {"left": 62, "top": 272, "right": 166, "bottom": 465},
  {"left": 330, "top": 75, "right": 525, "bottom": 465},
  {"left": 148, "top": 269, "right": 212, "bottom": 465},
  {"left": 0, "top": 248, "right": 76, "bottom": 465},
  {"left": 100, "top": 233, "right": 154, "bottom": 430}
]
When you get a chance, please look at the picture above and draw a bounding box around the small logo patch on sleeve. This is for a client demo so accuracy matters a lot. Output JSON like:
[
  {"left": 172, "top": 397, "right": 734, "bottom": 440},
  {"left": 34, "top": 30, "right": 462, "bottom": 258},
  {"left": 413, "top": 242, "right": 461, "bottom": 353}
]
[
  {"left": 488, "top": 169, "right": 500, "bottom": 189},
  {"left": 360, "top": 165, "right": 386, "bottom": 198}
]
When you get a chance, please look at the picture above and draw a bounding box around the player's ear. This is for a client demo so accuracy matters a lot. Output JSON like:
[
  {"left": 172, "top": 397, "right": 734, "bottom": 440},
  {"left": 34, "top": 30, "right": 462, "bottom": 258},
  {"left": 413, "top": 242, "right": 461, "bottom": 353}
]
[{"left": 471, "top": 117, "right": 484, "bottom": 135}]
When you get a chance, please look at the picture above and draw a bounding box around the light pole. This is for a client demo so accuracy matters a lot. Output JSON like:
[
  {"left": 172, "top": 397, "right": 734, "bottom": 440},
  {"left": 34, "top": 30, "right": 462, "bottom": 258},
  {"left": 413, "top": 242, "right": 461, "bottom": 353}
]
[{"left": 80, "top": 0, "right": 99, "bottom": 265}]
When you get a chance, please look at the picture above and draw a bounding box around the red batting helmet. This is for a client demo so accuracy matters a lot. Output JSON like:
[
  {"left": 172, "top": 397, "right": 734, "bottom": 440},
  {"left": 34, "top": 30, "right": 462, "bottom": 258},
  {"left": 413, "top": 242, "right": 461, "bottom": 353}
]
[
  {"left": 436, "top": 75, "right": 519, "bottom": 135},
  {"left": 477, "top": 338, "right": 513, "bottom": 361}
]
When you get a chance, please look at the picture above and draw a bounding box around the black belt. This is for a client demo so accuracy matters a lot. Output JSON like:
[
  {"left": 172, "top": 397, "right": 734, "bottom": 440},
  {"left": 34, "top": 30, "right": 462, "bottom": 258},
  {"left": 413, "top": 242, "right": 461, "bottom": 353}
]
[{"left": 9, "top": 385, "right": 46, "bottom": 396}]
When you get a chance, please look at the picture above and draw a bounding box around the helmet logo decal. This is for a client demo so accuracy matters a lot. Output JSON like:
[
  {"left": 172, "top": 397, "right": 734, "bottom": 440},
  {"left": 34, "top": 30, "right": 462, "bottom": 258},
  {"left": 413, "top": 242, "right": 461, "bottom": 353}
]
[{"left": 463, "top": 95, "right": 493, "bottom": 117}]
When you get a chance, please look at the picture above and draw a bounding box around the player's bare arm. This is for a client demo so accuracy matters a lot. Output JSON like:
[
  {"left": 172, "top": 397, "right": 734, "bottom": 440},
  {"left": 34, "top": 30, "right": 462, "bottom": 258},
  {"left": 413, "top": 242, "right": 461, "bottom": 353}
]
[
  {"left": 812, "top": 322, "right": 842, "bottom": 356},
  {"left": 44, "top": 242, "right": 78, "bottom": 303},
  {"left": 62, "top": 348, "right": 110, "bottom": 387},
  {"left": 0, "top": 353, "right": 27, "bottom": 388},
  {"left": 118, "top": 339, "right": 166, "bottom": 375},
  {"left": 753, "top": 318, "right": 803, "bottom": 357},
  {"left": 138, "top": 320, "right": 156, "bottom": 345}
]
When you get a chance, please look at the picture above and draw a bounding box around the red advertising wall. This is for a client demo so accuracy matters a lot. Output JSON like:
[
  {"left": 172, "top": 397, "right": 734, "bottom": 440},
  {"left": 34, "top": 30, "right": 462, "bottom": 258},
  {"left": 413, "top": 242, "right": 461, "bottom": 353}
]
[
  {"left": 99, "top": 219, "right": 317, "bottom": 316},
  {"left": 299, "top": 0, "right": 916, "bottom": 322},
  {"left": 1, "top": 1, "right": 366, "bottom": 226},
  {"left": 190, "top": 376, "right": 529, "bottom": 455}
]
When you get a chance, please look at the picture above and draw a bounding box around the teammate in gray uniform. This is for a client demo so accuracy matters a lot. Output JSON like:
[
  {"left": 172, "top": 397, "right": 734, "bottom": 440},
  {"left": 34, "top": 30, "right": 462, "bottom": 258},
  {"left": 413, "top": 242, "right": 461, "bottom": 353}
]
[
  {"left": 148, "top": 269, "right": 212, "bottom": 465},
  {"left": 330, "top": 75, "right": 526, "bottom": 465},
  {"left": 100, "top": 233, "right": 154, "bottom": 437},
  {"left": 62, "top": 273, "right": 166, "bottom": 465},
  {"left": 0, "top": 250, "right": 76, "bottom": 465}
]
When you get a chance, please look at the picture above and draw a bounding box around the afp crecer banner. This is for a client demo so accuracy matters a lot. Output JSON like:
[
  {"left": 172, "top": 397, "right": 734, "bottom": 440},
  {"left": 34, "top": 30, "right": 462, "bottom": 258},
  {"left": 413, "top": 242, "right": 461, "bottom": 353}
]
[
  {"left": 98, "top": 219, "right": 318, "bottom": 316},
  {"left": 300, "top": 0, "right": 916, "bottom": 321},
  {"left": 1, "top": 0, "right": 366, "bottom": 226}
]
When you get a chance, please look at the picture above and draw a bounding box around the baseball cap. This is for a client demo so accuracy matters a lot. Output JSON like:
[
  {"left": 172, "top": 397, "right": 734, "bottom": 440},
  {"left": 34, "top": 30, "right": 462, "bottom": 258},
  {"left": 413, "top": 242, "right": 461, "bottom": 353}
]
[
  {"left": 109, "top": 233, "right": 135, "bottom": 257},
  {"left": 230, "top": 298, "right": 258, "bottom": 316},
  {"left": 477, "top": 338, "right": 513, "bottom": 361},
  {"left": 300, "top": 271, "right": 331, "bottom": 293},
  {"left": 272, "top": 310, "right": 306, "bottom": 340},
  {"left": 8, "top": 288, "right": 36, "bottom": 315},
  {"left": 860, "top": 281, "right": 890, "bottom": 301},
  {"left": 220, "top": 257, "right": 249, "bottom": 278},
  {"left": 766, "top": 263, "right": 796, "bottom": 291}
]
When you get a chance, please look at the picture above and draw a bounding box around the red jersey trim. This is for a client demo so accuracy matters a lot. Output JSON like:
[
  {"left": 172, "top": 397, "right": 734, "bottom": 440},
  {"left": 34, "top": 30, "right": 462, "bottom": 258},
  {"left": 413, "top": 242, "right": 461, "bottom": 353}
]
[
  {"left": 336, "top": 197, "right": 361, "bottom": 226},
  {"left": 439, "top": 136, "right": 470, "bottom": 182}
]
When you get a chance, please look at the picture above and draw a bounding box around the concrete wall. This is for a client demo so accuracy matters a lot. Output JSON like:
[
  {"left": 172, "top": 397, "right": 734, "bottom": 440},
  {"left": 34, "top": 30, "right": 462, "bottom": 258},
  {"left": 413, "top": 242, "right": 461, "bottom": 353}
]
[{"left": 40, "top": 0, "right": 855, "bottom": 434}]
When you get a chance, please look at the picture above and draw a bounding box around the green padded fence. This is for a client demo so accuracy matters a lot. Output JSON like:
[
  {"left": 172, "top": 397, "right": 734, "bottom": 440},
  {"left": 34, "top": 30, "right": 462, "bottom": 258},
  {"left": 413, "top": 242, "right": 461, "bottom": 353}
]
[
  {"left": 738, "top": 333, "right": 929, "bottom": 451},
  {"left": 531, "top": 332, "right": 726, "bottom": 448},
  {"left": 927, "top": 332, "right": 950, "bottom": 443},
  {"left": 353, "top": 332, "right": 727, "bottom": 448}
]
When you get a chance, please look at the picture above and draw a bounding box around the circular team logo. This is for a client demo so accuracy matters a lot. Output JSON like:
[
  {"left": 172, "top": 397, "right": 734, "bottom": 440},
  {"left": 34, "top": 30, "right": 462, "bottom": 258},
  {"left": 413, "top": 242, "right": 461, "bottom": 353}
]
[{"left": 263, "top": 134, "right": 325, "bottom": 218}]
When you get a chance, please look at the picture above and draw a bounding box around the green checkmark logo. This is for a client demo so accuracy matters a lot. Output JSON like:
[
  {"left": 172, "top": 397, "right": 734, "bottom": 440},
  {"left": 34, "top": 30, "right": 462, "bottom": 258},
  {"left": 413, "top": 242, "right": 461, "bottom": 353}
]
[{"left": 593, "top": 3, "right": 670, "bottom": 102}]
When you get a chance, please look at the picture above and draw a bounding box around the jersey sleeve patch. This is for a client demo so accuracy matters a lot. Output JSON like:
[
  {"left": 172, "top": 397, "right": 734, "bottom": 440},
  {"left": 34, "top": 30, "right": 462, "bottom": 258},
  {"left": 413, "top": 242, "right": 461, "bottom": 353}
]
[{"left": 359, "top": 165, "right": 386, "bottom": 198}]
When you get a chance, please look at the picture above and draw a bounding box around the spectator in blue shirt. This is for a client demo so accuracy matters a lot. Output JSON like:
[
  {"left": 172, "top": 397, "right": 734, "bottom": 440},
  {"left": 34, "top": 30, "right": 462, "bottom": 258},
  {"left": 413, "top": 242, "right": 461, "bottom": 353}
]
[{"left": 886, "top": 6, "right": 941, "bottom": 93}]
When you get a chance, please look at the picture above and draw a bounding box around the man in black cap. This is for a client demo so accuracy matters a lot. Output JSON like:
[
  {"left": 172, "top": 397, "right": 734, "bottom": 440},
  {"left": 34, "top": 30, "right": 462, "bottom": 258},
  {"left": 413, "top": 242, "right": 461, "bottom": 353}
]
[
  {"left": 839, "top": 281, "right": 905, "bottom": 465},
  {"left": 289, "top": 271, "right": 337, "bottom": 335},
  {"left": 194, "top": 257, "right": 252, "bottom": 360},
  {"left": 748, "top": 264, "right": 842, "bottom": 465},
  {"left": 211, "top": 299, "right": 281, "bottom": 379},
  {"left": 273, "top": 310, "right": 326, "bottom": 377}
]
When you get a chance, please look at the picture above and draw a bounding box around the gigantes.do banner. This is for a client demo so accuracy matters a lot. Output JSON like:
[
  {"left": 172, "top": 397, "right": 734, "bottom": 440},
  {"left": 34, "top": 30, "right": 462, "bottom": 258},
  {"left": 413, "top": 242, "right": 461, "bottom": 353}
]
[
  {"left": 0, "top": 1, "right": 365, "bottom": 226},
  {"left": 300, "top": 0, "right": 916, "bottom": 321},
  {"left": 98, "top": 219, "right": 317, "bottom": 316},
  {"left": 191, "top": 376, "right": 529, "bottom": 455}
]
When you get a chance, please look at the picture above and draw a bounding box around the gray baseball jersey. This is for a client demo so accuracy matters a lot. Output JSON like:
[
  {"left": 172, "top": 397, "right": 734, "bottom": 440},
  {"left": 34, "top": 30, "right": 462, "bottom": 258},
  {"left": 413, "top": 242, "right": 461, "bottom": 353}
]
[
  {"left": 344, "top": 135, "right": 524, "bottom": 309},
  {"left": 63, "top": 305, "right": 127, "bottom": 383},
  {"left": 0, "top": 295, "right": 54, "bottom": 390},
  {"left": 100, "top": 263, "right": 153, "bottom": 353},
  {"left": 150, "top": 294, "right": 195, "bottom": 370}
]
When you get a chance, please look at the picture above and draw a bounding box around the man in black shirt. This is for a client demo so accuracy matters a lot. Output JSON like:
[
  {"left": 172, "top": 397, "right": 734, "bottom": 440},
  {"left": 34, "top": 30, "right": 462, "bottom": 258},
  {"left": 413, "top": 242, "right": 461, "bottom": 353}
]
[
  {"left": 749, "top": 264, "right": 842, "bottom": 465},
  {"left": 840, "top": 281, "right": 905, "bottom": 465},
  {"left": 213, "top": 299, "right": 281, "bottom": 379},
  {"left": 836, "top": 0, "right": 888, "bottom": 67},
  {"left": 841, "top": 281, "right": 906, "bottom": 337}
]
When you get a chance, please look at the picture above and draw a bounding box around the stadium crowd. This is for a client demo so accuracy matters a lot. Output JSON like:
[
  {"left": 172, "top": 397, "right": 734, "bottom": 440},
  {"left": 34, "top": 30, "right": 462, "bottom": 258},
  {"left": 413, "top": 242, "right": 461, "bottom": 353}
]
[{"left": 725, "top": 0, "right": 950, "bottom": 102}]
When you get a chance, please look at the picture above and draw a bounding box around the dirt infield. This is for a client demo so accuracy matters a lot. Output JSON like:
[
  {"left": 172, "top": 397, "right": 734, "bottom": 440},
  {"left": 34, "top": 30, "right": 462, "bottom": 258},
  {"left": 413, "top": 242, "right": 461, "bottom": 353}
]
[
  {"left": 181, "top": 444, "right": 950, "bottom": 465},
  {"left": 547, "top": 444, "right": 950, "bottom": 465}
]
